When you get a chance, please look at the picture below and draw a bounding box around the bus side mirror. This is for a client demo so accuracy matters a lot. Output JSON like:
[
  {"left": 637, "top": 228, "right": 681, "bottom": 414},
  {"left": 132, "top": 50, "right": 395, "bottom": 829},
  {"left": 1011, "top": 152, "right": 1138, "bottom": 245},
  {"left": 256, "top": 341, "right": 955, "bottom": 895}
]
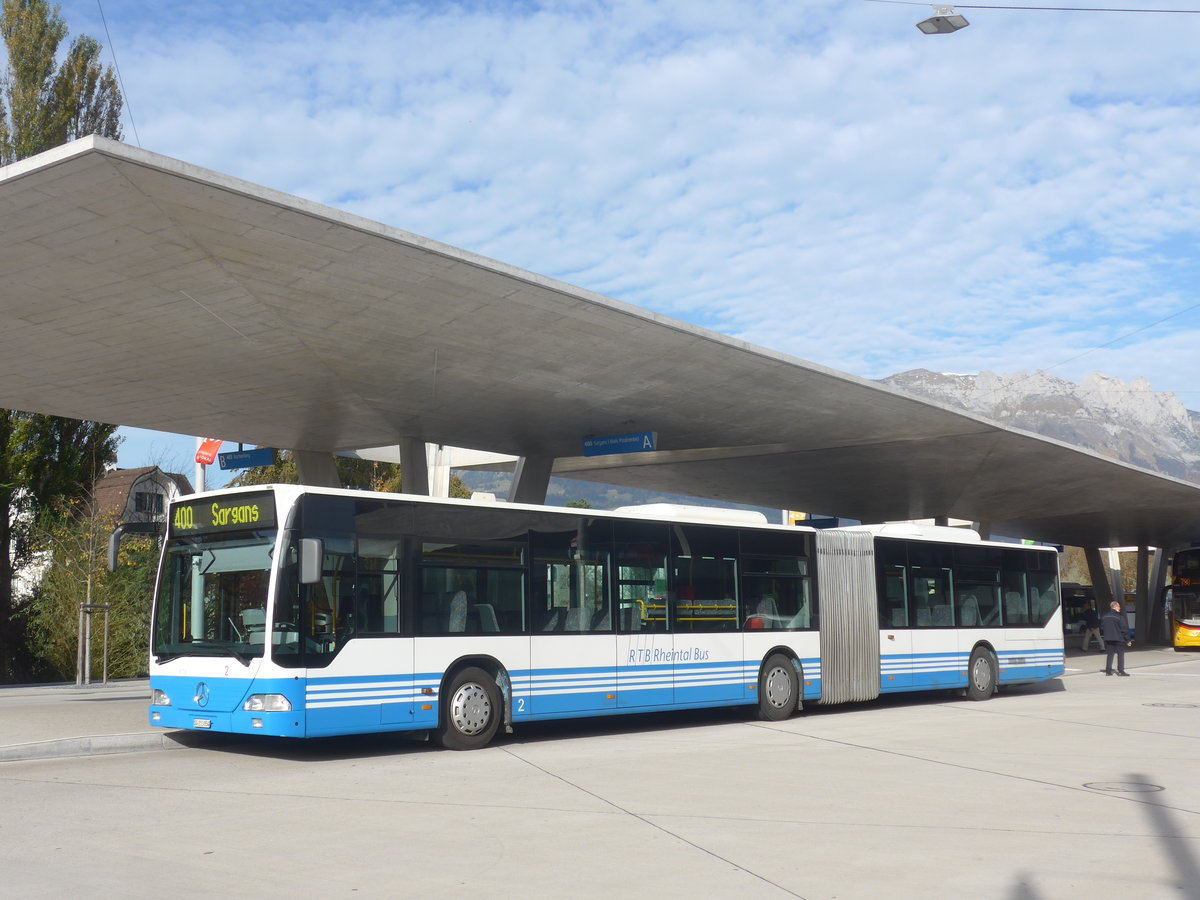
[
  {"left": 107, "top": 531, "right": 121, "bottom": 573},
  {"left": 299, "top": 538, "right": 324, "bottom": 584},
  {"left": 107, "top": 521, "right": 164, "bottom": 572}
]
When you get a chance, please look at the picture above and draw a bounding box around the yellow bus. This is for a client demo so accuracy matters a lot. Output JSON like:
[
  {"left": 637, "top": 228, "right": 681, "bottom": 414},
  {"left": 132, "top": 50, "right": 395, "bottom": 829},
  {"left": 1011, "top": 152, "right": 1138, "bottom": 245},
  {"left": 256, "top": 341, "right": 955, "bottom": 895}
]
[{"left": 1167, "top": 548, "right": 1200, "bottom": 650}]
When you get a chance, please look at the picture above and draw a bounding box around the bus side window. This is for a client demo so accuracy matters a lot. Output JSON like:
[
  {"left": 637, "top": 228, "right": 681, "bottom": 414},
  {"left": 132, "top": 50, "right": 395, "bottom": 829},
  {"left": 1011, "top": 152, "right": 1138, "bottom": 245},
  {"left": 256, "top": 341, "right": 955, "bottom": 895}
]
[
  {"left": 911, "top": 571, "right": 951, "bottom": 627},
  {"left": 882, "top": 566, "right": 907, "bottom": 627}
]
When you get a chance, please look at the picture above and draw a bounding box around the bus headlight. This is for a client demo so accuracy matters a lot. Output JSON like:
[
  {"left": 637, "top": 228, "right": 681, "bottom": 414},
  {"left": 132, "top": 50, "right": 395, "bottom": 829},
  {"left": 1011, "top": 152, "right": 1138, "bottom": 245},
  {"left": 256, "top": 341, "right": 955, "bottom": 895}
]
[
  {"left": 151, "top": 689, "right": 171, "bottom": 706},
  {"left": 243, "top": 694, "right": 291, "bottom": 712}
]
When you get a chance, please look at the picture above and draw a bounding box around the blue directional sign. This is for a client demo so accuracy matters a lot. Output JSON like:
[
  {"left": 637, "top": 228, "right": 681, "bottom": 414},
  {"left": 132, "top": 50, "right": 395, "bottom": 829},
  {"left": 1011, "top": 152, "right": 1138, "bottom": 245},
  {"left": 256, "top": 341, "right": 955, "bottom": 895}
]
[
  {"left": 582, "top": 431, "right": 657, "bottom": 457},
  {"left": 217, "top": 448, "right": 277, "bottom": 470}
]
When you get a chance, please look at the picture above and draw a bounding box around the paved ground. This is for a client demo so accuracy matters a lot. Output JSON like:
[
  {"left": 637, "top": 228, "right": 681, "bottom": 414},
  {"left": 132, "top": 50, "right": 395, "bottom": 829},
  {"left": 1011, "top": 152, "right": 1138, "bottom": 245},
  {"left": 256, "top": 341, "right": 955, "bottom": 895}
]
[{"left": 2, "top": 646, "right": 1198, "bottom": 899}]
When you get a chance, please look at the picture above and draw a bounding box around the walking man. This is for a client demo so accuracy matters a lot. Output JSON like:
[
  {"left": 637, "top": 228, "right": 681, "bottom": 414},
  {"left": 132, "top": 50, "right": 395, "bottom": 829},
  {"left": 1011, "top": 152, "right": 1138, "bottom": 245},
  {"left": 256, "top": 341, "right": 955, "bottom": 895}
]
[
  {"left": 1101, "top": 600, "right": 1132, "bottom": 676},
  {"left": 1079, "top": 602, "right": 1103, "bottom": 652}
]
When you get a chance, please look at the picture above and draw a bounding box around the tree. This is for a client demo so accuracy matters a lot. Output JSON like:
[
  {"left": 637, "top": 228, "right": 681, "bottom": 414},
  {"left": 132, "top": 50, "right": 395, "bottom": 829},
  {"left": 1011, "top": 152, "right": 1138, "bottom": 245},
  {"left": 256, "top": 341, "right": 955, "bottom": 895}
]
[
  {"left": 24, "top": 498, "right": 156, "bottom": 681},
  {"left": 0, "top": 0, "right": 123, "bottom": 679},
  {"left": 230, "top": 451, "right": 472, "bottom": 498},
  {"left": 1, "top": 414, "right": 117, "bottom": 679},
  {"left": 0, "top": 0, "right": 122, "bottom": 163}
]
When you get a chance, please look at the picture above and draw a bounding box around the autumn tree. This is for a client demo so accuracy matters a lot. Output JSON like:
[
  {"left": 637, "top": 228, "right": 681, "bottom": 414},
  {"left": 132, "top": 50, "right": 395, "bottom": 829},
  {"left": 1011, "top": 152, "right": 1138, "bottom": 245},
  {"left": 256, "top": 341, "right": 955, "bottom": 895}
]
[
  {"left": 231, "top": 451, "right": 471, "bottom": 498},
  {"left": 0, "top": 0, "right": 123, "bottom": 679}
]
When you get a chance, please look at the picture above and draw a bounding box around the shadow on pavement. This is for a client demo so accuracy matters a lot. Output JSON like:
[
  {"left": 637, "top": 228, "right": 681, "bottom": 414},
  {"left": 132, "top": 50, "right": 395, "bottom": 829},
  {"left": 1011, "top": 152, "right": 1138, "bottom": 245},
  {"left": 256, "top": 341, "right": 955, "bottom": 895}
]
[
  {"left": 171, "top": 681, "right": 1072, "bottom": 762},
  {"left": 1132, "top": 772, "right": 1200, "bottom": 900}
]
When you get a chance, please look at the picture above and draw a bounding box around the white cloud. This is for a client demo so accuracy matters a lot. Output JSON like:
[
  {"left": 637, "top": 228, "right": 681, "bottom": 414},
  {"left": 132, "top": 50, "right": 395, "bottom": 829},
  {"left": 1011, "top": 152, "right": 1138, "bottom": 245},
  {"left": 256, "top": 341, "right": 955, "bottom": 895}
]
[{"left": 49, "top": 0, "right": 1200, "bottom": 432}]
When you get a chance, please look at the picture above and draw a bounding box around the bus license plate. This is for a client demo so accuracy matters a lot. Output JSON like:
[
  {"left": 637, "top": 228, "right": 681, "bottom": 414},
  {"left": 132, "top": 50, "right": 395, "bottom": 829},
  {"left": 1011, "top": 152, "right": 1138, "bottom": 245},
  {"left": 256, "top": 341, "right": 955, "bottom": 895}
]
[{"left": 193, "top": 718, "right": 212, "bottom": 729}]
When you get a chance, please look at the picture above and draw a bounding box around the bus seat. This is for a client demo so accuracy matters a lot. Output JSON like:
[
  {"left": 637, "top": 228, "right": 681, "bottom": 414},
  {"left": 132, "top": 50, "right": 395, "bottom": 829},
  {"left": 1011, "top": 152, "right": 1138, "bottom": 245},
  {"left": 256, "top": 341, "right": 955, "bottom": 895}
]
[
  {"left": 474, "top": 603, "right": 499, "bottom": 633},
  {"left": 1004, "top": 591, "right": 1025, "bottom": 622},
  {"left": 958, "top": 595, "right": 980, "bottom": 626},
  {"left": 756, "top": 597, "right": 779, "bottom": 624},
  {"left": 241, "top": 608, "right": 266, "bottom": 643},
  {"left": 1038, "top": 588, "right": 1057, "bottom": 618},
  {"left": 540, "top": 608, "right": 564, "bottom": 631},
  {"left": 447, "top": 591, "right": 468, "bottom": 633},
  {"left": 565, "top": 607, "right": 587, "bottom": 632}
]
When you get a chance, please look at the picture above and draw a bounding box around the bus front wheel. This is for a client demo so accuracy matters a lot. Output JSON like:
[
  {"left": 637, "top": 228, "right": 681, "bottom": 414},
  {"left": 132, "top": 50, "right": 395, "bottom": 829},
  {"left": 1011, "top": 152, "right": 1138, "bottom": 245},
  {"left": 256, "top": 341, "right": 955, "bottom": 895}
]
[
  {"left": 758, "top": 654, "right": 798, "bottom": 721},
  {"left": 966, "top": 647, "right": 997, "bottom": 701},
  {"left": 439, "top": 666, "right": 501, "bottom": 750}
]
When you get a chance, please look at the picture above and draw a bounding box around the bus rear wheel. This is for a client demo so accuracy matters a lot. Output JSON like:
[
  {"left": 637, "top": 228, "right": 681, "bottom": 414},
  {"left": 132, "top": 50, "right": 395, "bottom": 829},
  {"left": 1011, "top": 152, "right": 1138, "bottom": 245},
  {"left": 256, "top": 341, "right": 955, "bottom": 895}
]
[
  {"left": 439, "top": 667, "right": 501, "bottom": 750},
  {"left": 758, "top": 654, "right": 798, "bottom": 721},
  {"left": 966, "top": 647, "right": 997, "bottom": 701}
]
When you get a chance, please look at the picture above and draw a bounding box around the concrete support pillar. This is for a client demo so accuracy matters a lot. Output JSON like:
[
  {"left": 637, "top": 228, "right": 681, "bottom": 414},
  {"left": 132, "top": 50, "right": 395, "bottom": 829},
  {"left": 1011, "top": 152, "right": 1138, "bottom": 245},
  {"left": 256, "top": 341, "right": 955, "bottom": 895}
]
[
  {"left": 398, "top": 437, "right": 430, "bottom": 496},
  {"left": 293, "top": 450, "right": 341, "bottom": 488},
  {"left": 975, "top": 522, "right": 992, "bottom": 540},
  {"left": 1084, "top": 547, "right": 1115, "bottom": 609},
  {"left": 507, "top": 456, "right": 554, "bottom": 505},
  {"left": 1104, "top": 549, "right": 1125, "bottom": 605},
  {"left": 1148, "top": 548, "right": 1170, "bottom": 645},
  {"left": 934, "top": 516, "right": 949, "bottom": 527},
  {"left": 1134, "top": 546, "right": 1150, "bottom": 647},
  {"left": 427, "top": 444, "right": 452, "bottom": 498}
]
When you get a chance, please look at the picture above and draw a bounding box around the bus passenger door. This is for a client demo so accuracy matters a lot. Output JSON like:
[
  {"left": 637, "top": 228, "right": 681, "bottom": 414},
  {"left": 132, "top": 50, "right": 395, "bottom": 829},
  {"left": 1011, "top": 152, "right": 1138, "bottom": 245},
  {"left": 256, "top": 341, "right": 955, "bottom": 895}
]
[
  {"left": 614, "top": 525, "right": 673, "bottom": 708},
  {"left": 878, "top": 562, "right": 912, "bottom": 691},
  {"left": 908, "top": 567, "right": 956, "bottom": 688},
  {"left": 291, "top": 536, "right": 417, "bottom": 735},
  {"left": 528, "top": 557, "right": 617, "bottom": 715},
  {"left": 672, "top": 544, "right": 742, "bottom": 704}
]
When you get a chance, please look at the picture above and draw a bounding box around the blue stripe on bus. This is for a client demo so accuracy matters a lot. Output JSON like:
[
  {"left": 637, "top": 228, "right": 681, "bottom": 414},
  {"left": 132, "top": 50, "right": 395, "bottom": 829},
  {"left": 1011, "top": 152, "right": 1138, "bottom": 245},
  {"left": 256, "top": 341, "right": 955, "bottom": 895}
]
[
  {"left": 151, "top": 648, "right": 1056, "bottom": 738},
  {"left": 879, "top": 649, "right": 1064, "bottom": 692}
]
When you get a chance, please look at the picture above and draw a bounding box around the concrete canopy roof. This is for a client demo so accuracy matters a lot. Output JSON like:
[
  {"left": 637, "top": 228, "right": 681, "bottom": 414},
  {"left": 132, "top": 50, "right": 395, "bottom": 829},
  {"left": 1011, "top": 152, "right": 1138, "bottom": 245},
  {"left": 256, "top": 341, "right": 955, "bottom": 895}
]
[{"left": 1, "top": 136, "right": 1198, "bottom": 549}]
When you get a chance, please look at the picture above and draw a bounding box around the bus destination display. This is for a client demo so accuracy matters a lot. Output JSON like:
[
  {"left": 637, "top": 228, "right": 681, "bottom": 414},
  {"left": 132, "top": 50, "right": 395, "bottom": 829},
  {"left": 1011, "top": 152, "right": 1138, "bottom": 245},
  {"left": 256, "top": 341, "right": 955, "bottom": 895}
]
[{"left": 170, "top": 492, "right": 277, "bottom": 535}]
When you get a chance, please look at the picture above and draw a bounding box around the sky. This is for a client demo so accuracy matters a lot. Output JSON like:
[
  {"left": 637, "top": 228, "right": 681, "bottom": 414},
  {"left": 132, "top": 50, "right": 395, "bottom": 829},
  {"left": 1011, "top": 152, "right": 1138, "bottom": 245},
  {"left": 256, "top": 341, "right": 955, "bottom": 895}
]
[{"left": 36, "top": 0, "right": 1200, "bottom": 478}]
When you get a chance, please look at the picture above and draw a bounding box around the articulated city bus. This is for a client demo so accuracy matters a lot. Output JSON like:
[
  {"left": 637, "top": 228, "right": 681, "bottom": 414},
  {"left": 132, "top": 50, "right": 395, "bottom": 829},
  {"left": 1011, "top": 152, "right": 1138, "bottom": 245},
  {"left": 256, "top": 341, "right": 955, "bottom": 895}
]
[
  {"left": 144, "top": 485, "right": 1064, "bottom": 749},
  {"left": 1167, "top": 548, "right": 1200, "bottom": 650}
]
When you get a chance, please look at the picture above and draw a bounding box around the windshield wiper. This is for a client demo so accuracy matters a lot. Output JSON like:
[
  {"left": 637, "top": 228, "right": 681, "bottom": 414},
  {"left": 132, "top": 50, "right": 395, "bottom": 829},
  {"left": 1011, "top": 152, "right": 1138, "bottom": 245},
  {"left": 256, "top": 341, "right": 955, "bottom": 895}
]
[
  {"left": 156, "top": 641, "right": 256, "bottom": 666},
  {"left": 223, "top": 645, "right": 255, "bottom": 666}
]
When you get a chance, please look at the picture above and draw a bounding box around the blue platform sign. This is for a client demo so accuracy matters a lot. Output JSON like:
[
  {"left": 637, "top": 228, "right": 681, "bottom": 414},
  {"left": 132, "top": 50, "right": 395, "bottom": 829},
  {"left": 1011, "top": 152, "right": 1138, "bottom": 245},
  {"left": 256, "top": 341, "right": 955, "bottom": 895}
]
[
  {"left": 218, "top": 448, "right": 277, "bottom": 470},
  {"left": 582, "top": 431, "right": 657, "bottom": 457}
]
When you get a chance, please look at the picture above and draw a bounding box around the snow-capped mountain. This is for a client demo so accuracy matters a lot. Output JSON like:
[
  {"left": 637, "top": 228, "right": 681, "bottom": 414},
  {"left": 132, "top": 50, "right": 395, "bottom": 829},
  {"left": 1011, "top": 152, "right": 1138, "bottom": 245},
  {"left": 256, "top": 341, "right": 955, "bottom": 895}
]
[{"left": 880, "top": 369, "right": 1200, "bottom": 484}]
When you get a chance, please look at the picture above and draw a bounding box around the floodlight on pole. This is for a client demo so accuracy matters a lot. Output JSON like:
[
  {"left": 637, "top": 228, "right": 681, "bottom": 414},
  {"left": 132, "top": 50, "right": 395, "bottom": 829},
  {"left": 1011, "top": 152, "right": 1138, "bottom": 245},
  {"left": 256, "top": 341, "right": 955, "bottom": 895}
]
[{"left": 916, "top": 6, "right": 970, "bottom": 33}]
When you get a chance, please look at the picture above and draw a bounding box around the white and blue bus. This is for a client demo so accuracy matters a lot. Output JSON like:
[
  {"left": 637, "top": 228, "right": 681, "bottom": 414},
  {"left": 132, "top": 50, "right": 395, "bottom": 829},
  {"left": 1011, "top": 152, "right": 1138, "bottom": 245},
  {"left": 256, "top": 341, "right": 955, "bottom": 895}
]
[{"left": 144, "top": 485, "right": 1064, "bottom": 749}]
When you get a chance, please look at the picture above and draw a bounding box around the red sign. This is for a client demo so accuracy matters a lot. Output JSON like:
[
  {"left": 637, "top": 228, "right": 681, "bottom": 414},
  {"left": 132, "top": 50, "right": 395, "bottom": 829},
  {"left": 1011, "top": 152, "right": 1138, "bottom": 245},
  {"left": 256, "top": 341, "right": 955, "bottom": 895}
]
[{"left": 195, "top": 438, "right": 223, "bottom": 466}]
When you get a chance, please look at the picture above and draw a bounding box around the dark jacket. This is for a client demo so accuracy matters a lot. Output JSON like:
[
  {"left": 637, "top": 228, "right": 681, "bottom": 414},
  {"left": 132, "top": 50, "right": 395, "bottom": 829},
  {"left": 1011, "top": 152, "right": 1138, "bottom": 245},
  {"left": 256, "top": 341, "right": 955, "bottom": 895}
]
[
  {"left": 1101, "top": 607, "right": 1129, "bottom": 643},
  {"left": 1080, "top": 607, "right": 1100, "bottom": 629}
]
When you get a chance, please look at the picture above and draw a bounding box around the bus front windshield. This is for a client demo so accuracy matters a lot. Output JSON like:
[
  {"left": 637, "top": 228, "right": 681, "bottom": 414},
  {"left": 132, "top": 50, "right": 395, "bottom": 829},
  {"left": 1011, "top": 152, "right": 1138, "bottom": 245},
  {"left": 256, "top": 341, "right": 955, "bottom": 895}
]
[
  {"left": 152, "top": 529, "right": 277, "bottom": 664},
  {"left": 1174, "top": 590, "right": 1200, "bottom": 627}
]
